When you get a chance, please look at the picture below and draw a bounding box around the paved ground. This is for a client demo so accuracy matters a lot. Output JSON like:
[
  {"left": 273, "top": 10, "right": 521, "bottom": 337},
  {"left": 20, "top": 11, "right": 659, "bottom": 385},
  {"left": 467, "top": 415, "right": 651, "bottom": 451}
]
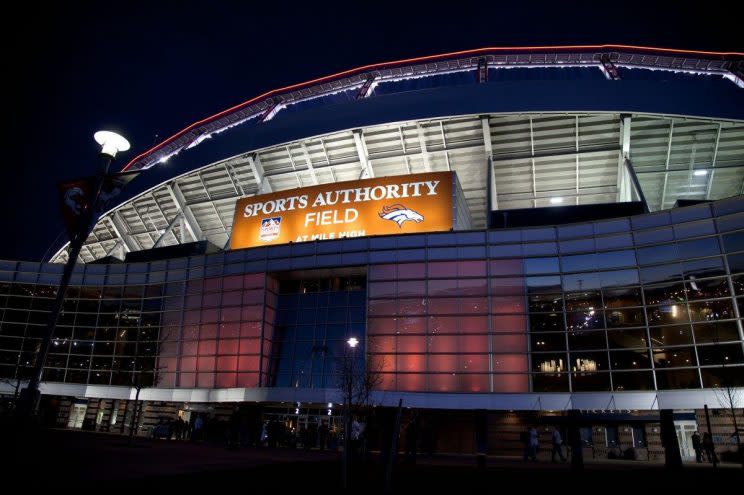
[{"left": 7, "top": 428, "right": 742, "bottom": 491}]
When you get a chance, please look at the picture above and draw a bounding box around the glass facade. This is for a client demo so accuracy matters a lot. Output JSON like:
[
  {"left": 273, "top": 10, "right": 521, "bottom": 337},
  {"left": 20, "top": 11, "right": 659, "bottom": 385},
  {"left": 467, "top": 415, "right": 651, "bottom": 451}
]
[
  {"left": 268, "top": 276, "right": 366, "bottom": 388},
  {"left": 0, "top": 197, "right": 743, "bottom": 398}
]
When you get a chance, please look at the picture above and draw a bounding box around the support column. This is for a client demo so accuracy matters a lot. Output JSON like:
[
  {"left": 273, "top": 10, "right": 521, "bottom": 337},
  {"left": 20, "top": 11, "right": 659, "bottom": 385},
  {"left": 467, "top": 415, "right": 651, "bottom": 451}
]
[{"left": 659, "top": 409, "right": 682, "bottom": 470}]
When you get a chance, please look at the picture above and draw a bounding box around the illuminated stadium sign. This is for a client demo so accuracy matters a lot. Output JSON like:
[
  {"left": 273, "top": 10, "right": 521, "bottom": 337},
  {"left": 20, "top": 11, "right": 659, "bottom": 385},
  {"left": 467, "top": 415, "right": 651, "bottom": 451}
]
[{"left": 230, "top": 172, "right": 454, "bottom": 249}]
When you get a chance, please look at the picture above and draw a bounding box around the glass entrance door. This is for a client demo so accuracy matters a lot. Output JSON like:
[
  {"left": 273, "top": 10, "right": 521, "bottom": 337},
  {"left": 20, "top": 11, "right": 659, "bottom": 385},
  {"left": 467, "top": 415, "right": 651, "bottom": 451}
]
[
  {"left": 67, "top": 403, "right": 87, "bottom": 429},
  {"left": 674, "top": 421, "right": 697, "bottom": 459}
]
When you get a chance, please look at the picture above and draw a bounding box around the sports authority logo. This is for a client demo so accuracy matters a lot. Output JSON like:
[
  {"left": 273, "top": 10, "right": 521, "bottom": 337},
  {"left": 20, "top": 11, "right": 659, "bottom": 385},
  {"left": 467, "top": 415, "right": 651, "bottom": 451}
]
[
  {"left": 378, "top": 204, "right": 424, "bottom": 227},
  {"left": 259, "top": 217, "right": 282, "bottom": 241}
]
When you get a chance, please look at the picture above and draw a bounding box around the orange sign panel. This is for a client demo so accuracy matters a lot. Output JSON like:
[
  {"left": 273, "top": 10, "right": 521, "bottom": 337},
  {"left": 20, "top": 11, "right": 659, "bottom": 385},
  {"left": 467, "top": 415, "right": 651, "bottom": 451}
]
[{"left": 230, "top": 172, "right": 453, "bottom": 249}]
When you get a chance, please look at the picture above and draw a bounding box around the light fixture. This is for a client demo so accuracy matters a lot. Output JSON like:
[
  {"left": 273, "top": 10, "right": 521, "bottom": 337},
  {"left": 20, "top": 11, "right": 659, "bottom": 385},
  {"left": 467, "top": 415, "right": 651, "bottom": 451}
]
[
  {"left": 693, "top": 169, "right": 708, "bottom": 176},
  {"left": 94, "top": 130, "right": 130, "bottom": 158},
  {"left": 347, "top": 337, "right": 359, "bottom": 348},
  {"left": 550, "top": 197, "right": 564, "bottom": 204}
]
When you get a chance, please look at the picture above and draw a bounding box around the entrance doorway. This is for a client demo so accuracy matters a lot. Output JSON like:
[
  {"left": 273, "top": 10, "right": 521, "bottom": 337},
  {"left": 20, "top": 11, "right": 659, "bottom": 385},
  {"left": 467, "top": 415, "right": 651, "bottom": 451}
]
[
  {"left": 675, "top": 420, "right": 698, "bottom": 459},
  {"left": 67, "top": 402, "right": 87, "bottom": 429}
]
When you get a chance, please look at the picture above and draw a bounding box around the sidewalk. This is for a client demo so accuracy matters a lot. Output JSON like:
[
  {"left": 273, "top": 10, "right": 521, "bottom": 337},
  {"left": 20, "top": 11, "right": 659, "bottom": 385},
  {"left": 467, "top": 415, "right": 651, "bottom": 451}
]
[{"left": 8, "top": 428, "right": 742, "bottom": 490}]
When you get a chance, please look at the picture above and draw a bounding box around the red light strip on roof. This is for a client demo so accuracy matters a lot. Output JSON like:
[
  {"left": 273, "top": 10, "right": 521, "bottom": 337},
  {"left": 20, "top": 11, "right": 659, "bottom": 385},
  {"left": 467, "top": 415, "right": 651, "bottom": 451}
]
[{"left": 121, "top": 44, "right": 744, "bottom": 171}]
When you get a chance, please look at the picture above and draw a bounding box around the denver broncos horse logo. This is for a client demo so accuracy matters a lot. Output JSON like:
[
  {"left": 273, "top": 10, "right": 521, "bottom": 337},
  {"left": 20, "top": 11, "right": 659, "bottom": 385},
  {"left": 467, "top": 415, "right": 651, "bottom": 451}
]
[{"left": 378, "top": 204, "right": 424, "bottom": 227}]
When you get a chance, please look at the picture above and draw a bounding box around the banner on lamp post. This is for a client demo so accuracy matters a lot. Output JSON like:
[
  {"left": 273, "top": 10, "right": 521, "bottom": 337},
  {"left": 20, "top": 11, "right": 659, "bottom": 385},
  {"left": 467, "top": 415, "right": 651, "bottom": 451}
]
[{"left": 58, "top": 170, "right": 140, "bottom": 240}]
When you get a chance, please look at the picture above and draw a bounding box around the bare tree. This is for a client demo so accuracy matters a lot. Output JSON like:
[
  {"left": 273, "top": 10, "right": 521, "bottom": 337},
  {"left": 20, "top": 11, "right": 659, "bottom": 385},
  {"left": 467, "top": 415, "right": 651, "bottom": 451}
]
[
  {"left": 713, "top": 377, "right": 743, "bottom": 461},
  {"left": 125, "top": 327, "right": 170, "bottom": 445},
  {"left": 337, "top": 351, "right": 384, "bottom": 414},
  {"left": 336, "top": 345, "right": 384, "bottom": 489}
]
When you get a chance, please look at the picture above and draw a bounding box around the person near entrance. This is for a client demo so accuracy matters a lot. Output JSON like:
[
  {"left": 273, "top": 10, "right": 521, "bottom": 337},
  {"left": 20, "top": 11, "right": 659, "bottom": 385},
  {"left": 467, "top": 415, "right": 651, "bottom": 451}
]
[
  {"left": 691, "top": 431, "right": 703, "bottom": 463},
  {"left": 702, "top": 432, "right": 717, "bottom": 464},
  {"left": 551, "top": 427, "right": 566, "bottom": 462}
]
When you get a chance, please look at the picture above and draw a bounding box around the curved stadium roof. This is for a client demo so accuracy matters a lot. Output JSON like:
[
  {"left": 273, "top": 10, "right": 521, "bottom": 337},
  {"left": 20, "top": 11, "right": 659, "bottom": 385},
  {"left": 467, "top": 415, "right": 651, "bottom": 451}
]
[{"left": 51, "top": 45, "right": 744, "bottom": 263}]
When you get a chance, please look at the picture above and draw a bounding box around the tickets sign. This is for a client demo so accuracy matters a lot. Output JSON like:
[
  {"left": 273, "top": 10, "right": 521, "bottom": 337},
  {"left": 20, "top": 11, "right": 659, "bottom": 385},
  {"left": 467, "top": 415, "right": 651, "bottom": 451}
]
[{"left": 230, "top": 172, "right": 453, "bottom": 249}]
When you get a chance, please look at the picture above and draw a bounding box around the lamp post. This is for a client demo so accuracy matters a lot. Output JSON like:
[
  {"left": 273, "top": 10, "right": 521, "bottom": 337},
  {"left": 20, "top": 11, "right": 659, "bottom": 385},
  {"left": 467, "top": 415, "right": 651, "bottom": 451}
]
[
  {"left": 16, "top": 131, "right": 130, "bottom": 419},
  {"left": 342, "top": 336, "right": 358, "bottom": 490}
]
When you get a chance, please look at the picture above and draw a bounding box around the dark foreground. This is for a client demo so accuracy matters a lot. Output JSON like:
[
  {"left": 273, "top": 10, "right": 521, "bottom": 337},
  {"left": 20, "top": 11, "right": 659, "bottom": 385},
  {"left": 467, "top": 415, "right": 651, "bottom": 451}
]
[{"left": 8, "top": 429, "right": 742, "bottom": 492}]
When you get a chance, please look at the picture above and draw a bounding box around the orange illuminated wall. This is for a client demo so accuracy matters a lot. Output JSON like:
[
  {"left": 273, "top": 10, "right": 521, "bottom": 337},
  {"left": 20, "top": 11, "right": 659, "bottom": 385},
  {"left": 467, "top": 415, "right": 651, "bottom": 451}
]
[
  {"left": 367, "top": 260, "right": 529, "bottom": 393},
  {"left": 157, "top": 273, "right": 267, "bottom": 388}
]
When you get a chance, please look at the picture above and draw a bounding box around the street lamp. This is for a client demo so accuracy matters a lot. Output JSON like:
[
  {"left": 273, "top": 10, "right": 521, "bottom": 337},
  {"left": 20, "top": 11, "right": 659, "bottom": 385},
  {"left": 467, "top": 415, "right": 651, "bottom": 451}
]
[
  {"left": 342, "top": 336, "right": 358, "bottom": 489},
  {"left": 16, "top": 131, "right": 130, "bottom": 419}
]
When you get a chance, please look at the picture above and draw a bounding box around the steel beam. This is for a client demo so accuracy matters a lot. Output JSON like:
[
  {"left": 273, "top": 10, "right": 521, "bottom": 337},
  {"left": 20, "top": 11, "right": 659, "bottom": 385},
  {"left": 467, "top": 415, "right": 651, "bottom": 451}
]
[
  {"left": 259, "top": 98, "right": 283, "bottom": 122},
  {"left": 247, "top": 153, "right": 272, "bottom": 193},
  {"left": 705, "top": 123, "right": 723, "bottom": 200},
  {"left": 416, "top": 123, "right": 432, "bottom": 172},
  {"left": 153, "top": 212, "right": 183, "bottom": 248},
  {"left": 109, "top": 212, "right": 139, "bottom": 252},
  {"left": 104, "top": 239, "right": 126, "bottom": 259},
  {"left": 529, "top": 117, "right": 537, "bottom": 207},
  {"left": 353, "top": 130, "right": 374, "bottom": 178},
  {"left": 300, "top": 142, "right": 320, "bottom": 185},
  {"left": 575, "top": 116, "right": 580, "bottom": 205},
  {"left": 356, "top": 73, "right": 377, "bottom": 99},
  {"left": 481, "top": 116, "right": 497, "bottom": 210},
  {"left": 617, "top": 115, "right": 632, "bottom": 202},
  {"left": 166, "top": 183, "right": 203, "bottom": 242},
  {"left": 660, "top": 120, "right": 675, "bottom": 210},
  {"left": 599, "top": 54, "right": 621, "bottom": 80},
  {"left": 477, "top": 57, "right": 488, "bottom": 83}
]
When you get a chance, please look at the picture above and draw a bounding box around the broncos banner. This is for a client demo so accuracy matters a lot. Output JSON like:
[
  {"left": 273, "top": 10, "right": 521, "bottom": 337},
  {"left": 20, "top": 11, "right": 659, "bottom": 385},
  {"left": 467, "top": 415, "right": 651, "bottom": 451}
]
[
  {"left": 59, "top": 176, "right": 95, "bottom": 239},
  {"left": 58, "top": 171, "right": 139, "bottom": 240},
  {"left": 230, "top": 171, "right": 454, "bottom": 249}
]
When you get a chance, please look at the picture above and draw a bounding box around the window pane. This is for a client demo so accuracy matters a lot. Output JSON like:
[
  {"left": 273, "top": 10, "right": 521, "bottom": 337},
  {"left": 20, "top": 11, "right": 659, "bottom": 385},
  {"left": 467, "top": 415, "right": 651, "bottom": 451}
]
[
  {"left": 693, "top": 321, "right": 741, "bottom": 343},
  {"left": 637, "top": 244, "right": 678, "bottom": 265},
  {"left": 603, "top": 287, "right": 642, "bottom": 308},
  {"left": 655, "top": 369, "right": 700, "bottom": 389},
  {"left": 533, "top": 353, "right": 568, "bottom": 373},
  {"left": 568, "top": 331, "right": 607, "bottom": 350},
  {"left": 528, "top": 293, "right": 562, "bottom": 312},
  {"left": 700, "top": 366, "right": 744, "bottom": 387},
  {"left": 566, "top": 310, "right": 604, "bottom": 331},
  {"left": 607, "top": 329, "right": 648, "bottom": 349},
  {"left": 612, "top": 371, "right": 654, "bottom": 391},
  {"left": 723, "top": 232, "right": 744, "bottom": 253},
  {"left": 564, "top": 291, "right": 601, "bottom": 311},
  {"left": 605, "top": 308, "right": 645, "bottom": 328},
  {"left": 571, "top": 371, "right": 611, "bottom": 391},
  {"left": 529, "top": 313, "right": 564, "bottom": 332},
  {"left": 532, "top": 373, "right": 569, "bottom": 392},
  {"left": 652, "top": 346, "right": 697, "bottom": 368},
  {"left": 649, "top": 325, "right": 693, "bottom": 347},
  {"left": 562, "top": 272, "right": 600, "bottom": 291},
  {"left": 644, "top": 282, "right": 686, "bottom": 305},
  {"left": 677, "top": 237, "right": 720, "bottom": 258},
  {"left": 524, "top": 258, "right": 559, "bottom": 274},
  {"left": 697, "top": 344, "right": 744, "bottom": 365},
  {"left": 683, "top": 257, "right": 725, "bottom": 278},
  {"left": 600, "top": 269, "right": 639, "bottom": 288},
  {"left": 686, "top": 277, "right": 729, "bottom": 300},
  {"left": 646, "top": 304, "right": 689, "bottom": 326},
  {"left": 610, "top": 349, "right": 652, "bottom": 369},
  {"left": 531, "top": 333, "right": 566, "bottom": 352},
  {"left": 561, "top": 253, "right": 595, "bottom": 272},
  {"left": 640, "top": 263, "right": 682, "bottom": 284},
  {"left": 688, "top": 299, "right": 734, "bottom": 322},
  {"left": 526, "top": 276, "right": 561, "bottom": 293}
]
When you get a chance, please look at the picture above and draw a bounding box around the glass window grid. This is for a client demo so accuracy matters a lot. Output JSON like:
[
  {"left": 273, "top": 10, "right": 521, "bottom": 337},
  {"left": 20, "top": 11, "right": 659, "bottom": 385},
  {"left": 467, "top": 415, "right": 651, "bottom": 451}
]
[{"left": 1, "top": 207, "right": 743, "bottom": 391}]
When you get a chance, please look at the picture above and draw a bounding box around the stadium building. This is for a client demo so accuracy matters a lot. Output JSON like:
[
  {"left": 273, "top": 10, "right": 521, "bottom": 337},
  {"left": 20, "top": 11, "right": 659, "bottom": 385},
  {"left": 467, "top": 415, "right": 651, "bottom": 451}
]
[{"left": 2, "top": 45, "right": 744, "bottom": 460}]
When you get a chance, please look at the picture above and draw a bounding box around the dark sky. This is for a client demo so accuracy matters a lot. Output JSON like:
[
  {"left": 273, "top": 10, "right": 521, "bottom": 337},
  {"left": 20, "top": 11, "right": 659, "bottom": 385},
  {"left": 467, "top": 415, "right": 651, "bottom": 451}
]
[{"left": 1, "top": 1, "right": 741, "bottom": 262}]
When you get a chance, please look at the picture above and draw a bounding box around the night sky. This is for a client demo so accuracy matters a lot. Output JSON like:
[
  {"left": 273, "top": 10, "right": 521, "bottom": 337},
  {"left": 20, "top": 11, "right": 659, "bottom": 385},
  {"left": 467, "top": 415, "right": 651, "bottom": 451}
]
[{"left": 1, "top": 2, "right": 741, "bottom": 262}]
